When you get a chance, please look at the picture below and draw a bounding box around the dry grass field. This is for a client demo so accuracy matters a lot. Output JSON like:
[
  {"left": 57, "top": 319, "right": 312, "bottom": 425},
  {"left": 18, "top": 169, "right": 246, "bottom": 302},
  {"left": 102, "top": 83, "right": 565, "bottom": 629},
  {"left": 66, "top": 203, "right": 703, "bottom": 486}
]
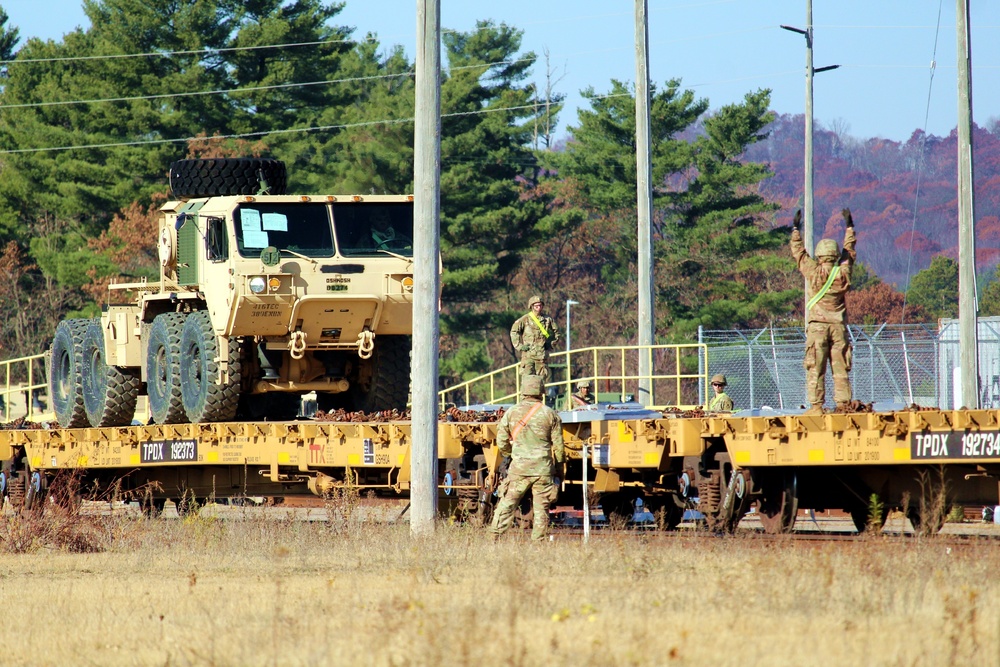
[{"left": 0, "top": 503, "right": 996, "bottom": 667}]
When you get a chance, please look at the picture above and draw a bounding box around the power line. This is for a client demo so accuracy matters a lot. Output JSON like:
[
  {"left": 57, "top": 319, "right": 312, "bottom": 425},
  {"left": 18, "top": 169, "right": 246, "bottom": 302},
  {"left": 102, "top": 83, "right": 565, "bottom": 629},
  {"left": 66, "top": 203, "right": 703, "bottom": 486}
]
[
  {"left": 0, "top": 37, "right": 358, "bottom": 66},
  {"left": 0, "top": 103, "right": 544, "bottom": 155},
  {"left": 0, "top": 57, "right": 540, "bottom": 112},
  {"left": 0, "top": 71, "right": 414, "bottom": 110},
  {"left": 901, "top": 0, "right": 945, "bottom": 321}
]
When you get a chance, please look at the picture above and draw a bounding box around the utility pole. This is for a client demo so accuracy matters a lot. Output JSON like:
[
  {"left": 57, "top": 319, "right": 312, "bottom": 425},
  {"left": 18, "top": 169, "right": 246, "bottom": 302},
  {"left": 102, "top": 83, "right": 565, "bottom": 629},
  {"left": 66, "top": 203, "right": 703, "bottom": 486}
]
[
  {"left": 956, "top": 0, "right": 979, "bottom": 408},
  {"left": 635, "top": 0, "right": 653, "bottom": 406},
  {"left": 411, "top": 0, "right": 442, "bottom": 535},
  {"left": 782, "top": 1, "right": 838, "bottom": 324}
]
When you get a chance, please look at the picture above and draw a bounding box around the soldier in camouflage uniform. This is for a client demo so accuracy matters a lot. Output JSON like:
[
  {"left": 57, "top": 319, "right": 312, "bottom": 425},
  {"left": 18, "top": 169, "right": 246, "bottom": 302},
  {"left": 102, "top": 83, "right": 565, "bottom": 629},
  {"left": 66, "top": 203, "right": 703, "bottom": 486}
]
[
  {"left": 510, "top": 295, "right": 561, "bottom": 382},
  {"left": 705, "top": 374, "right": 733, "bottom": 412},
  {"left": 791, "top": 208, "right": 857, "bottom": 414},
  {"left": 490, "top": 375, "right": 565, "bottom": 542}
]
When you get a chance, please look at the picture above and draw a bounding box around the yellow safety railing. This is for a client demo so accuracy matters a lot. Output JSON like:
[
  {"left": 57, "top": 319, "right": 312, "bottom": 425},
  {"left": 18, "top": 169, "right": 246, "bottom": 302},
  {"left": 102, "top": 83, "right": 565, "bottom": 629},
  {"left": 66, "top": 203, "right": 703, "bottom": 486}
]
[
  {"left": 438, "top": 343, "right": 709, "bottom": 411},
  {"left": 0, "top": 351, "right": 150, "bottom": 425},
  {"left": 0, "top": 352, "right": 52, "bottom": 422}
]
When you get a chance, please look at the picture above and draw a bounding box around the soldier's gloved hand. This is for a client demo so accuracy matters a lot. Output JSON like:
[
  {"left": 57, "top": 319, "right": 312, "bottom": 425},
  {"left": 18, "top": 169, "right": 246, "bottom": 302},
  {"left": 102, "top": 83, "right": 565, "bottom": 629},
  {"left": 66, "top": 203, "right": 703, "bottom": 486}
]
[
  {"left": 793, "top": 209, "right": 801, "bottom": 231},
  {"left": 842, "top": 208, "right": 854, "bottom": 228},
  {"left": 518, "top": 344, "right": 530, "bottom": 352},
  {"left": 500, "top": 456, "right": 511, "bottom": 474}
]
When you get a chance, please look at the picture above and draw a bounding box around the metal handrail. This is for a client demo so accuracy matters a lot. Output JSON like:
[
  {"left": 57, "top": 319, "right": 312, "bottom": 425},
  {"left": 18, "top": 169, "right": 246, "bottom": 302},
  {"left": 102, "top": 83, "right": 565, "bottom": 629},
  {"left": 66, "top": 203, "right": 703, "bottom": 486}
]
[
  {"left": 438, "top": 343, "right": 708, "bottom": 410},
  {"left": 0, "top": 352, "right": 52, "bottom": 422}
]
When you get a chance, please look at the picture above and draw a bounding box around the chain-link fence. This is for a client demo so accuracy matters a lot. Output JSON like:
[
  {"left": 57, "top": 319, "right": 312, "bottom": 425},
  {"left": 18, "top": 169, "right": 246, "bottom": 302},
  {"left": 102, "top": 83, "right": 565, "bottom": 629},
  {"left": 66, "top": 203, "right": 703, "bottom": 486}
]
[{"left": 698, "top": 320, "right": 1000, "bottom": 411}]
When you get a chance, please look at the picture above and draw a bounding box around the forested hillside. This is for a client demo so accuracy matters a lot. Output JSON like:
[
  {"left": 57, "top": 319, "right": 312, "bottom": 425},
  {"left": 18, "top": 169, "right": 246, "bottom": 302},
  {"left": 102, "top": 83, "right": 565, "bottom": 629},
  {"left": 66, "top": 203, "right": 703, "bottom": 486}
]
[
  {"left": 744, "top": 114, "right": 1000, "bottom": 290},
  {"left": 0, "top": 1, "right": 993, "bottom": 385}
]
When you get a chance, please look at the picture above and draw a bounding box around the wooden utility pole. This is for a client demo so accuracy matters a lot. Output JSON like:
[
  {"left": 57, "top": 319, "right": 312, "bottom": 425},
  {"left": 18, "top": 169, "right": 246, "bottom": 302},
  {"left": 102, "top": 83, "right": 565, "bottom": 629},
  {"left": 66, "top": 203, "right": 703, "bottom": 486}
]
[
  {"left": 635, "top": 0, "right": 653, "bottom": 405},
  {"left": 411, "top": 0, "right": 442, "bottom": 535},
  {"left": 956, "top": 0, "right": 979, "bottom": 408}
]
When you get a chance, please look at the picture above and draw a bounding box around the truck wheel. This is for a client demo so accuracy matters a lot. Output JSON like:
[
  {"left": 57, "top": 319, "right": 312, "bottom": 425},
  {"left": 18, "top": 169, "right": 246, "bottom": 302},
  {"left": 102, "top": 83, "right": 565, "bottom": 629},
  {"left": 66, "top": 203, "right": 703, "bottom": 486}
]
[
  {"left": 352, "top": 335, "right": 411, "bottom": 412},
  {"left": 146, "top": 313, "right": 188, "bottom": 424},
  {"left": 81, "top": 319, "right": 139, "bottom": 427},
  {"left": 169, "top": 158, "right": 288, "bottom": 198},
  {"left": 179, "top": 312, "right": 241, "bottom": 423},
  {"left": 49, "top": 319, "right": 90, "bottom": 428}
]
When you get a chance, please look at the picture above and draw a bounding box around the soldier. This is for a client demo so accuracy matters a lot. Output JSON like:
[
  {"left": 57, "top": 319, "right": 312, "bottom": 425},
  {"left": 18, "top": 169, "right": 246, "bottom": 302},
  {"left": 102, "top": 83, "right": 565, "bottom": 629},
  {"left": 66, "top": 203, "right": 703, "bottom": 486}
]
[
  {"left": 490, "top": 375, "right": 565, "bottom": 542},
  {"left": 791, "top": 208, "right": 857, "bottom": 414},
  {"left": 509, "top": 295, "right": 561, "bottom": 382},
  {"left": 570, "top": 380, "right": 594, "bottom": 408},
  {"left": 705, "top": 374, "right": 733, "bottom": 412}
]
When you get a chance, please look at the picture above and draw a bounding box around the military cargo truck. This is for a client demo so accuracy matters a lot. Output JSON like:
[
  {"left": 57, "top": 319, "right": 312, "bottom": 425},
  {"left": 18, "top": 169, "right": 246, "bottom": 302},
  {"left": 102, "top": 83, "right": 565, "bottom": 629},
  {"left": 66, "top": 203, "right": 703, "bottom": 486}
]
[{"left": 49, "top": 158, "right": 414, "bottom": 428}]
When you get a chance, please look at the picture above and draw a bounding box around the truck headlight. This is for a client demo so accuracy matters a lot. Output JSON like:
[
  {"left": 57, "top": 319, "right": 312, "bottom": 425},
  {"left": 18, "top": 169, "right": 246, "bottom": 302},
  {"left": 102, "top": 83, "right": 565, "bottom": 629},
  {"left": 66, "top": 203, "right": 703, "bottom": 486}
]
[{"left": 249, "top": 277, "right": 266, "bottom": 294}]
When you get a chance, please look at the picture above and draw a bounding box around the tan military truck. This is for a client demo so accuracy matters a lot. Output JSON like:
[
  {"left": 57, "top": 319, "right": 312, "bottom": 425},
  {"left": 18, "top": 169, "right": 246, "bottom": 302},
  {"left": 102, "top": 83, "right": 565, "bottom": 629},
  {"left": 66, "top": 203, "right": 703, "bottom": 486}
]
[{"left": 49, "top": 158, "right": 414, "bottom": 427}]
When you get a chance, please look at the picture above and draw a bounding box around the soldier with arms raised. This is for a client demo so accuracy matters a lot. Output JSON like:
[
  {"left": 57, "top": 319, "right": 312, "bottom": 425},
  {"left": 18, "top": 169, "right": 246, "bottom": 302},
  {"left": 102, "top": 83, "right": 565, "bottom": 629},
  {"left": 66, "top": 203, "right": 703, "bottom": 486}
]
[
  {"left": 791, "top": 208, "right": 857, "bottom": 414},
  {"left": 490, "top": 375, "right": 565, "bottom": 542}
]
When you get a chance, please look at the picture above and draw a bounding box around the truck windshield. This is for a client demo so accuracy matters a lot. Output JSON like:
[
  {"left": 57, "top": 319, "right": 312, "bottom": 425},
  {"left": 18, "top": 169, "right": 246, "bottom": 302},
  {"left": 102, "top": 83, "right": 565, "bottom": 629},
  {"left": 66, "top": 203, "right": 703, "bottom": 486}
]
[
  {"left": 234, "top": 203, "right": 334, "bottom": 258},
  {"left": 333, "top": 202, "right": 414, "bottom": 257}
]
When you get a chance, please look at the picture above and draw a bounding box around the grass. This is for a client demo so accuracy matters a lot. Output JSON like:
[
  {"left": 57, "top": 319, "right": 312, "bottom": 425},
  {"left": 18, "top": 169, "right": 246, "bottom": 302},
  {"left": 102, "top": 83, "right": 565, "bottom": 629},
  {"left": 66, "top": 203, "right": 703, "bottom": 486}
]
[{"left": 0, "top": 507, "right": 997, "bottom": 666}]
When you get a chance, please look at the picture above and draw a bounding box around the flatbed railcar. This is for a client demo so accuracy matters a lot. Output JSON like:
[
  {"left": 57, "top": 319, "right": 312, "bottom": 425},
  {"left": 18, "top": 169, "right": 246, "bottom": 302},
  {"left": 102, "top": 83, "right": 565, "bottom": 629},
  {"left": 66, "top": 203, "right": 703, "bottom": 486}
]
[{"left": 2, "top": 406, "right": 1000, "bottom": 534}]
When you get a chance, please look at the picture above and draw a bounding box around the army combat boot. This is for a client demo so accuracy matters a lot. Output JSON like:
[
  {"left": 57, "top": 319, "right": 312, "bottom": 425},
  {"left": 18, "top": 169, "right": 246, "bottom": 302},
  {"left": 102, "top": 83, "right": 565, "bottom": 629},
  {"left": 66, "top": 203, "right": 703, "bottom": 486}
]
[{"left": 803, "top": 404, "right": 825, "bottom": 415}]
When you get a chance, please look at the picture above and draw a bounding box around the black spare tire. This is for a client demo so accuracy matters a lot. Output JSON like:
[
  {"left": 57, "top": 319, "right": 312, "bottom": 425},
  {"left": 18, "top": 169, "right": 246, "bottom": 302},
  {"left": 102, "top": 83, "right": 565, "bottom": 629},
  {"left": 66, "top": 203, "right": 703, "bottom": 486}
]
[{"left": 169, "top": 158, "right": 288, "bottom": 198}]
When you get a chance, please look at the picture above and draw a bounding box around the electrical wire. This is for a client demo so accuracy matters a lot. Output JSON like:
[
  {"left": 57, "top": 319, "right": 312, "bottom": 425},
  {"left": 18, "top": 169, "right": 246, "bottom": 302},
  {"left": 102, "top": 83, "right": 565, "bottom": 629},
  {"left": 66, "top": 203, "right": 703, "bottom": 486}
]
[
  {"left": 900, "top": 0, "right": 944, "bottom": 324},
  {"left": 0, "top": 103, "right": 545, "bottom": 155},
  {"left": 0, "top": 38, "right": 358, "bottom": 65}
]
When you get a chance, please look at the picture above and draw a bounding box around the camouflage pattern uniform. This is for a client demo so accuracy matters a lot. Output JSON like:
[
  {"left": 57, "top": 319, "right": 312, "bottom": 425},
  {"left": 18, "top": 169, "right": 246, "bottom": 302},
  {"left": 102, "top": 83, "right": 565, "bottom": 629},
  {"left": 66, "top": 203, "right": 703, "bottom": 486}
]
[
  {"left": 705, "top": 373, "right": 734, "bottom": 411},
  {"left": 490, "top": 376, "right": 565, "bottom": 542},
  {"left": 791, "top": 211, "right": 857, "bottom": 411},
  {"left": 510, "top": 296, "right": 560, "bottom": 382},
  {"left": 569, "top": 381, "right": 594, "bottom": 409}
]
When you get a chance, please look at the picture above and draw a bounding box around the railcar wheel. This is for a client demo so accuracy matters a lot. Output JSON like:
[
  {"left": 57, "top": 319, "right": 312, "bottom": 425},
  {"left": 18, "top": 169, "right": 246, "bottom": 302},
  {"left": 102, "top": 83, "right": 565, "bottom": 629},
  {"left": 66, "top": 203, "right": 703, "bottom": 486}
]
[
  {"left": 50, "top": 319, "right": 90, "bottom": 428},
  {"left": 23, "top": 471, "right": 47, "bottom": 515},
  {"left": 81, "top": 319, "right": 139, "bottom": 427},
  {"left": 146, "top": 313, "right": 188, "bottom": 424},
  {"left": 179, "top": 312, "right": 241, "bottom": 423},
  {"left": 756, "top": 470, "right": 798, "bottom": 534}
]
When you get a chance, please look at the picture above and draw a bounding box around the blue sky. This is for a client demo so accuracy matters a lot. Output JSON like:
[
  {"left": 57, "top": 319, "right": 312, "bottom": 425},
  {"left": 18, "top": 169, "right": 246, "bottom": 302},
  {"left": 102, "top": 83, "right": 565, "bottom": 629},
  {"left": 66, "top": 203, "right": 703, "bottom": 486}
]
[{"left": 4, "top": 1, "right": 998, "bottom": 142}]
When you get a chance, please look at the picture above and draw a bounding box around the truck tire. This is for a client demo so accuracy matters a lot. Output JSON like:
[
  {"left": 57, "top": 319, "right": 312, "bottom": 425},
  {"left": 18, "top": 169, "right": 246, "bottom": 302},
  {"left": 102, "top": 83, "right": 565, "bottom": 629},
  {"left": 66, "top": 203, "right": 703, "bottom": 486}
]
[
  {"left": 49, "top": 319, "right": 90, "bottom": 428},
  {"left": 168, "top": 158, "right": 288, "bottom": 198},
  {"left": 146, "top": 313, "right": 188, "bottom": 424},
  {"left": 179, "top": 312, "right": 241, "bottom": 423},
  {"left": 81, "top": 319, "right": 140, "bottom": 427},
  {"left": 352, "top": 335, "right": 411, "bottom": 412}
]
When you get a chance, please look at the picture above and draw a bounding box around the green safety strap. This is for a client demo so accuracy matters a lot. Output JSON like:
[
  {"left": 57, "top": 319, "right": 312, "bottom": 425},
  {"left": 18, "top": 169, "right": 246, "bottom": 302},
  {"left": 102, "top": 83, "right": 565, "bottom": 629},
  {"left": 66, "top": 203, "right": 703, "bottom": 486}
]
[
  {"left": 807, "top": 265, "right": 840, "bottom": 311},
  {"left": 529, "top": 313, "right": 551, "bottom": 338}
]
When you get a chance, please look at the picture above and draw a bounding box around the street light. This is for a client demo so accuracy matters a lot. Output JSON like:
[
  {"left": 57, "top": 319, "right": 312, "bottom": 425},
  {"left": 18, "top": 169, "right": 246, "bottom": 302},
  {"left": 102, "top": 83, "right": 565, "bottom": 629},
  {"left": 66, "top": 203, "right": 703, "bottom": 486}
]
[{"left": 565, "top": 299, "right": 579, "bottom": 357}]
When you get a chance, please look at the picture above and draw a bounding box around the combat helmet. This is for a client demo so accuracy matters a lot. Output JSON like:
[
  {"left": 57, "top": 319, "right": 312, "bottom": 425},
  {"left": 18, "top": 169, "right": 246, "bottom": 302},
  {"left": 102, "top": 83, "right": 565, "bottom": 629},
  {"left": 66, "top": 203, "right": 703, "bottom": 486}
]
[
  {"left": 815, "top": 239, "right": 839, "bottom": 258},
  {"left": 528, "top": 295, "right": 543, "bottom": 308},
  {"left": 576, "top": 380, "right": 590, "bottom": 389},
  {"left": 711, "top": 374, "right": 727, "bottom": 386},
  {"left": 522, "top": 375, "right": 544, "bottom": 396}
]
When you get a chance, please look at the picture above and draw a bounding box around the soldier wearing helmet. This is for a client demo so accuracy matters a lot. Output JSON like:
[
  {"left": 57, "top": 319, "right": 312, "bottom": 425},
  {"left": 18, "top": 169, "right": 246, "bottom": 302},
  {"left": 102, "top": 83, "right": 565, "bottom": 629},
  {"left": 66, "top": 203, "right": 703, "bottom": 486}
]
[
  {"left": 509, "top": 295, "right": 561, "bottom": 382},
  {"left": 570, "top": 380, "right": 594, "bottom": 408},
  {"left": 705, "top": 374, "right": 733, "bottom": 412},
  {"left": 791, "top": 208, "right": 858, "bottom": 414},
  {"left": 490, "top": 375, "right": 565, "bottom": 542}
]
